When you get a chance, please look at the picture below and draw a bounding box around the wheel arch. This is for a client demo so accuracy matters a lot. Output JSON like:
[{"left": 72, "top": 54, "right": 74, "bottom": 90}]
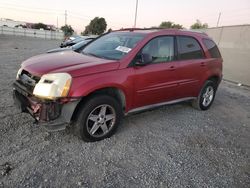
[
  {"left": 207, "top": 75, "right": 221, "bottom": 89},
  {"left": 70, "top": 87, "right": 127, "bottom": 122}
]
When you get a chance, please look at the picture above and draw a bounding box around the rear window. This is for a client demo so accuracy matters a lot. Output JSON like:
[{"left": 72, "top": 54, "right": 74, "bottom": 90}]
[
  {"left": 177, "top": 36, "right": 204, "bottom": 60},
  {"left": 202, "top": 39, "right": 221, "bottom": 58}
]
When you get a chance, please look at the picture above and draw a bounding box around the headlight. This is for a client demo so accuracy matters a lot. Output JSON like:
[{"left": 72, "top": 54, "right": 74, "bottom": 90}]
[
  {"left": 33, "top": 73, "right": 72, "bottom": 99},
  {"left": 16, "top": 68, "right": 22, "bottom": 80}
]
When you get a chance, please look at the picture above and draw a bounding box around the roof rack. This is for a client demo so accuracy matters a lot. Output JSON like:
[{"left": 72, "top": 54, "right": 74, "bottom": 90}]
[
  {"left": 181, "top": 29, "right": 208, "bottom": 36},
  {"left": 114, "top": 27, "right": 170, "bottom": 32},
  {"left": 112, "top": 28, "right": 208, "bottom": 36}
]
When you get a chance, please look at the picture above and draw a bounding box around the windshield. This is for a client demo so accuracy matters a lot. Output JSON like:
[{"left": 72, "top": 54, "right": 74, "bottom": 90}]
[{"left": 82, "top": 32, "right": 145, "bottom": 60}]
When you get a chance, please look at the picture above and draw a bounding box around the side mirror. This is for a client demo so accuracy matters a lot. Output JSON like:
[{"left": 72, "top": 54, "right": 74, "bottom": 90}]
[{"left": 135, "top": 53, "right": 152, "bottom": 66}]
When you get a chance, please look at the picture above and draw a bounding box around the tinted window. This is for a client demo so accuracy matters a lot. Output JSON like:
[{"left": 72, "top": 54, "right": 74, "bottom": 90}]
[
  {"left": 177, "top": 36, "right": 204, "bottom": 60},
  {"left": 141, "top": 36, "right": 174, "bottom": 63},
  {"left": 203, "top": 39, "right": 221, "bottom": 58}
]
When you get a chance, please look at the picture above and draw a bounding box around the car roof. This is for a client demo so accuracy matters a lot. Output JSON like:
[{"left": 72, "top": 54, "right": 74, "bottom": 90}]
[{"left": 113, "top": 28, "right": 209, "bottom": 38}]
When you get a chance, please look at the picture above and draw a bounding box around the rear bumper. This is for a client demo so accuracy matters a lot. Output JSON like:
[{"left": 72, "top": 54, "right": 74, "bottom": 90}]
[{"left": 13, "top": 81, "right": 80, "bottom": 131}]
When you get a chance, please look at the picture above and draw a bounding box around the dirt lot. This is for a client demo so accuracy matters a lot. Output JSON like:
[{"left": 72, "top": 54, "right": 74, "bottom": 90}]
[{"left": 0, "top": 35, "right": 249, "bottom": 188}]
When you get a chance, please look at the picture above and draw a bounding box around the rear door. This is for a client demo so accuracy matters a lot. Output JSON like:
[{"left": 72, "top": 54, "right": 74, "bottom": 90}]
[
  {"left": 132, "top": 36, "right": 179, "bottom": 108},
  {"left": 175, "top": 36, "right": 208, "bottom": 98}
]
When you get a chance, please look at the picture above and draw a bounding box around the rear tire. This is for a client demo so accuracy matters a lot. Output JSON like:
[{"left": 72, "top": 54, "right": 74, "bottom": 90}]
[
  {"left": 192, "top": 80, "right": 217, "bottom": 110},
  {"left": 73, "top": 95, "right": 123, "bottom": 142}
]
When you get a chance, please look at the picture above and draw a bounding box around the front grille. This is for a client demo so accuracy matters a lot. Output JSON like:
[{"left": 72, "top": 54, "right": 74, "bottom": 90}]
[
  {"left": 17, "top": 70, "right": 40, "bottom": 93},
  {"left": 21, "top": 70, "right": 40, "bottom": 83}
]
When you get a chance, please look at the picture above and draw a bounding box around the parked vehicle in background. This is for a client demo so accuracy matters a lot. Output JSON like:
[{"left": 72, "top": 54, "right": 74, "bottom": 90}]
[
  {"left": 69, "top": 35, "right": 81, "bottom": 40},
  {"left": 13, "top": 28, "right": 223, "bottom": 142},
  {"left": 47, "top": 38, "right": 94, "bottom": 53},
  {"left": 60, "top": 36, "right": 95, "bottom": 48}
]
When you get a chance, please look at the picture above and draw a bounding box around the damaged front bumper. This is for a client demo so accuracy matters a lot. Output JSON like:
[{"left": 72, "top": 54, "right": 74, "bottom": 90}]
[{"left": 12, "top": 81, "right": 80, "bottom": 131}]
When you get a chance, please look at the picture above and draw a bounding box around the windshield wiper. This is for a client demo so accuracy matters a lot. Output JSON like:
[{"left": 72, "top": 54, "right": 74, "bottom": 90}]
[
  {"left": 82, "top": 52, "right": 100, "bottom": 58},
  {"left": 82, "top": 52, "right": 117, "bottom": 60}
]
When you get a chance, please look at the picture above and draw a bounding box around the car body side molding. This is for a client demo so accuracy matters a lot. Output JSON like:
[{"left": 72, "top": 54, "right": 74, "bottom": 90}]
[{"left": 126, "top": 97, "right": 196, "bottom": 115}]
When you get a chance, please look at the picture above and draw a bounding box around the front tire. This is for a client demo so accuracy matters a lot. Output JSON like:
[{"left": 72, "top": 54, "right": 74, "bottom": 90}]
[
  {"left": 73, "top": 95, "right": 123, "bottom": 142},
  {"left": 192, "top": 80, "right": 217, "bottom": 110}
]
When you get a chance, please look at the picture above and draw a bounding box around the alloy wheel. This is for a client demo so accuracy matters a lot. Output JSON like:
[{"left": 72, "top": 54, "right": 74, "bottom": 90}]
[
  {"left": 86, "top": 104, "right": 116, "bottom": 137},
  {"left": 202, "top": 86, "right": 214, "bottom": 107}
]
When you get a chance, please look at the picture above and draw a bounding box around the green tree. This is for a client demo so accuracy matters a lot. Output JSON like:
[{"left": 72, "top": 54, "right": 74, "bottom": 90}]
[
  {"left": 83, "top": 17, "right": 107, "bottom": 35},
  {"left": 32, "top": 23, "right": 49, "bottom": 30},
  {"left": 61, "top": 25, "right": 74, "bottom": 37},
  {"left": 190, "top": 20, "right": 208, "bottom": 29},
  {"left": 107, "top": 28, "right": 112, "bottom": 32},
  {"left": 159, "top": 21, "right": 183, "bottom": 29}
]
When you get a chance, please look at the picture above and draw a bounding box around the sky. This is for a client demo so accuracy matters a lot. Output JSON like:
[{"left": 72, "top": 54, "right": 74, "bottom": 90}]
[{"left": 0, "top": 0, "right": 250, "bottom": 33}]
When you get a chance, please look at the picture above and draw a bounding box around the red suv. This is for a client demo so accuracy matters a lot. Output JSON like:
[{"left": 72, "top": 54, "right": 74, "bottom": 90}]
[{"left": 13, "top": 28, "right": 223, "bottom": 142}]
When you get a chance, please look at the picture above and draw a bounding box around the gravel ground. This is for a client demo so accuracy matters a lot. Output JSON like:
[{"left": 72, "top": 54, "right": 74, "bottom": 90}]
[{"left": 0, "top": 35, "right": 250, "bottom": 188}]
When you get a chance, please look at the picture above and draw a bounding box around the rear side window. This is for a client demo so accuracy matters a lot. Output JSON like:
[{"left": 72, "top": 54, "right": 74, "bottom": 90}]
[
  {"left": 202, "top": 39, "right": 221, "bottom": 58},
  {"left": 177, "top": 36, "right": 204, "bottom": 60}
]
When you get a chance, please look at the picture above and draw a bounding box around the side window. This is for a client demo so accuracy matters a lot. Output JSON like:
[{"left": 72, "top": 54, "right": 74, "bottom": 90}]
[
  {"left": 202, "top": 39, "right": 221, "bottom": 58},
  {"left": 177, "top": 36, "right": 204, "bottom": 60},
  {"left": 141, "top": 36, "right": 174, "bottom": 63}
]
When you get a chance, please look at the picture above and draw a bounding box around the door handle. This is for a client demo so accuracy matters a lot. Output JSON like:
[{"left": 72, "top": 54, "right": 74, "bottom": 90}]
[
  {"left": 200, "top": 62, "right": 206, "bottom": 67},
  {"left": 169, "top": 65, "right": 176, "bottom": 71}
]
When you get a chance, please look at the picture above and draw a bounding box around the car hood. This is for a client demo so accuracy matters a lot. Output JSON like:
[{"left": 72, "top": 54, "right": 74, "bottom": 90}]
[{"left": 22, "top": 51, "right": 119, "bottom": 77}]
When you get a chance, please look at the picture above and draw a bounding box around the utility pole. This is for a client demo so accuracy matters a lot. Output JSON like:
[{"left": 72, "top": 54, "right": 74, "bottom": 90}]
[
  {"left": 64, "top": 10, "right": 67, "bottom": 26},
  {"left": 56, "top": 16, "right": 58, "bottom": 29},
  {"left": 216, "top": 12, "right": 221, "bottom": 27},
  {"left": 134, "top": 0, "right": 139, "bottom": 28}
]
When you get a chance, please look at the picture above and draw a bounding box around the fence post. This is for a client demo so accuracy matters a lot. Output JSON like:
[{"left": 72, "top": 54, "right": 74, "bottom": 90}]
[{"left": 218, "top": 27, "right": 224, "bottom": 46}]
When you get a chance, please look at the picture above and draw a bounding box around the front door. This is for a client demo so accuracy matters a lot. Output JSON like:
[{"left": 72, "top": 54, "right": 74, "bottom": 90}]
[{"left": 132, "top": 36, "right": 179, "bottom": 108}]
